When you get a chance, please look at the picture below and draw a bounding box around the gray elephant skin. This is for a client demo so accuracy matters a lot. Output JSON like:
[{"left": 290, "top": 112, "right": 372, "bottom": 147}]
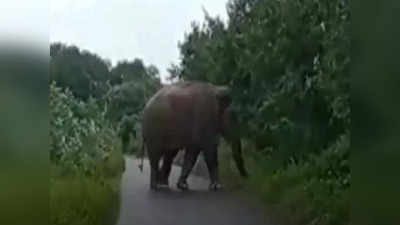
[{"left": 142, "top": 81, "right": 248, "bottom": 191}]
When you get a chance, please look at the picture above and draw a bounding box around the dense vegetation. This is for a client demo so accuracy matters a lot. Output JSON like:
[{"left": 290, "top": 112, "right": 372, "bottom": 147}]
[
  {"left": 50, "top": 43, "right": 161, "bottom": 225},
  {"left": 50, "top": 43, "right": 161, "bottom": 152},
  {"left": 50, "top": 83, "right": 124, "bottom": 225},
  {"left": 170, "top": 0, "right": 350, "bottom": 224}
]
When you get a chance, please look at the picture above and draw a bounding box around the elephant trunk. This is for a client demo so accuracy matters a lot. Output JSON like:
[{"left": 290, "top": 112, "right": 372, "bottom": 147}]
[
  {"left": 230, "top": 138, "right": 248, "bottom": 178},
  {"left": 220, "top": 107, "right": 248, "bottom": 178}
]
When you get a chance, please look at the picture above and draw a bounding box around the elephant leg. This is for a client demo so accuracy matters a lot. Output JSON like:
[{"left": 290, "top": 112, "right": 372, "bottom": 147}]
[
  {"left": 203, "top": 146, "right": 222, "bottom": 191},
  {"left": 148, "top": 149, "right": 162, "bottom": 191},
  {"left": 177, "top": 148, "right": 200, "bottom": 190},
  {"left": 159, "top": 149, "right": 179, "bottom": 186}
]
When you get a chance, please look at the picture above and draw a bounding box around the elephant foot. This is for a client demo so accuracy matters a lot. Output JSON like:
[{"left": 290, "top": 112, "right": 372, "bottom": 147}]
[
  {"left": 209, "top": 182, "right": 223, "bottom": 191},
  {"left": 177, "top": 180, "right": 189, "bottom": 191}
]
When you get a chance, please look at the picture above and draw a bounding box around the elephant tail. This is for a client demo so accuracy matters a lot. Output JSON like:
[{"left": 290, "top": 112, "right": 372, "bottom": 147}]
[{"left": 138, "top": 136, "right": 145, "bottom": 172}]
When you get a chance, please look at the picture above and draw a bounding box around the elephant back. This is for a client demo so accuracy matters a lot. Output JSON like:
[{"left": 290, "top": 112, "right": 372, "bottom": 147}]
[{"left": 142, "top": 81, "right": 220, "bottom": 150}]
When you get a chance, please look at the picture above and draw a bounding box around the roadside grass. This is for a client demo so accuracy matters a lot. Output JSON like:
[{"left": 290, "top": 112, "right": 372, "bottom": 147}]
[
  {"left": 51, "top": 149, "right": 125, "bottom": 225},
  {"left": 220, "top": 141, "right": 349, "bottom": 225}
]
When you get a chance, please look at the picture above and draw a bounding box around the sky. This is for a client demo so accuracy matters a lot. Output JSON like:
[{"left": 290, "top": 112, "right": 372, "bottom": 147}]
[
  {"left": 0, "top": 0, "right": 48, "bottom": 49},
  {"left": 50, "top": 0, "right": 229, "bottom": 82}
]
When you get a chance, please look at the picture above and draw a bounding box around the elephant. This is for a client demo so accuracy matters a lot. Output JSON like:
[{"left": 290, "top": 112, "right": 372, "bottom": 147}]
[{"left": 142, "top": 81, "right": 248, "bottom": 191}]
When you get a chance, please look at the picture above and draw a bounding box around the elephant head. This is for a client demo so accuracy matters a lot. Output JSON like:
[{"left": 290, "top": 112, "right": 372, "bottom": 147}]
[{"left": 215, "top": 86, "right": 249, "bottom": 178}]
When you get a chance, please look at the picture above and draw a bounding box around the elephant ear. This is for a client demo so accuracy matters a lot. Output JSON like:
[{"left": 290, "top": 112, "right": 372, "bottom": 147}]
[{"left": 215, "top": 86, "right": 232, "bottom": 113}]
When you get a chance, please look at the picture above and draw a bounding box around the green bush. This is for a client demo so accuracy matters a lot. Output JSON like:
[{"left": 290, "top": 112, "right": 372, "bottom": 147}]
[
  {"left": 50, "top": 82, "right": 122, "bottom": 175},
  {"left": 51, "top": 148, "right": 124, "bottom": 225},
  {"left": 117, "top": 113, "right": 143, "bottom": 154},
  {"left": 50, "top": 175, "right": 121, "bottom": 225},
  {"left": 221, "top": 133, "right": 349, "bottom": 225},
  {"left": 50, "top": 82, "right": 124, "bottom": 225}
]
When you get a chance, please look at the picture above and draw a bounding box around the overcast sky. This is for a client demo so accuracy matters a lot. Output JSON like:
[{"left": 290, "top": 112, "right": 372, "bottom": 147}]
[
  {"left": 1, "top": 1, "right": 48, "bottom": 49},
  {"left": 50, "top": 0, "right": 229, "bottom": 82}
]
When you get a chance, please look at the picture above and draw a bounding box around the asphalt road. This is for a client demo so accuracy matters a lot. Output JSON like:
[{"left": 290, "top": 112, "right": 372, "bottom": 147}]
[{"left": 116, "top": 157, "right": 273, "bottom": 225}]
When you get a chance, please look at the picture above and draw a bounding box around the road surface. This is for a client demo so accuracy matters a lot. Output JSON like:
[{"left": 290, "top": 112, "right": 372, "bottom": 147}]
[{"left": 116, "top": 157, "right": 274, "bottom": 225}]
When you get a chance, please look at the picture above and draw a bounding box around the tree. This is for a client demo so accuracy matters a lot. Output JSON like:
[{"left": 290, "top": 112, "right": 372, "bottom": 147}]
[{"left": 50, "top": 43, "right": 112, "bottom": 99}]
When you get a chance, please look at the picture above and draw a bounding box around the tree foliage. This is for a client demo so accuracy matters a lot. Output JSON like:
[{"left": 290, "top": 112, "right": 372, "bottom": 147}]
[
  {"left": 50, "top": 82, "right": 120, "bottom": 175},
  {"left": 107, "top": 60, "right": 161, "bottom": 122},
  {"left": 50, "top": 43, "right": 162, "bottom": 155},
  {"left": 50, "top": 43, "right": 112, "bottom": 99},
  {"left": 50, "top": 43, "right": 161, "bottom": 104},
  {"left": 171, "top": 0, "right": 350, "bottom": 163}
]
